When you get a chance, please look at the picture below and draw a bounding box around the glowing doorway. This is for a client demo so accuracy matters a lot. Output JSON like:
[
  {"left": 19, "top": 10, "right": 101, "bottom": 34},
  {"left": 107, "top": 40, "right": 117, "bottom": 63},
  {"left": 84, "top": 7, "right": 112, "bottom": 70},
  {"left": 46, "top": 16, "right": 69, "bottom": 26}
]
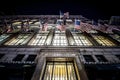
[{"left": 43, "top": 61, "right": 77, "bottom": 80}]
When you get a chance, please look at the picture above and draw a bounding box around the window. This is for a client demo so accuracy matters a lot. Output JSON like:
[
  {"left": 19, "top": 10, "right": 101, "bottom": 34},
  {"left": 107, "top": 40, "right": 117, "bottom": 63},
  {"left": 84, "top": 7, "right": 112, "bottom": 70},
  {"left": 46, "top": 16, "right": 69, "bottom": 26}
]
[
  {"left": 43, "top": 61, "right": 77, "bottom": 80},
  {"left": 12, "top": 54, "right": 25, "bottom": 61},
  {"left": 115, "top": 55, "right": 120, "bottom": 60},
  {"left": 5, "top": 34, "right": 31, "bottom": 45},
  {"left": 28, "top": 33, "right": 48, "bottom": 45},
  {"left": 72, "top": 33, "right": 92, "bottom": 46},
  {"left": 0, "top": 34, "right": 10, "bottom": 44},
  {"left": 110, "top": 34, "right": 120, "bottom": 42},
  {"left": 92, "top": 35, "right": 115, "bottom": 46},
  {"left": 0, "top": 54, "right": 5, "bottom": 59},
  {"left": 26, "top": 55, "right": 36, "bottom": 61},
  {"left": 95, "top": 55, "right": 108, "bottom": 62},
  {"left": 52, "top": 33, "right": 68, "bottom": 46},
  {"left": 83, "top": 55, "right": 95, "bottom": 62}
]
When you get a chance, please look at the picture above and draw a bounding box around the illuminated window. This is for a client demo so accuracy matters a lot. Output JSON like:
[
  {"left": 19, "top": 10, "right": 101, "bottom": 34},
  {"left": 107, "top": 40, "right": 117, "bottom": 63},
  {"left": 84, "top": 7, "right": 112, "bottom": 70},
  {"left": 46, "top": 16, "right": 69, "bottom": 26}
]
[
  {"left": 92, "top": 35, "right": 115, "bottom": 46},
  {"left": 72, "top": 33, "right": 92, "bottom": 46},
  {"left": 0, "top": 34, "right": 10, "bottom": 44},
  {"left": 110, "top": 34, "right": 120, "bottom": 42},
  {"left": 28, "top": 33, "right": 48, "bottom": 45},
  {"left": 12, "top": 21, "right": 21, "bottom": 25},
  {"left": 52, "top": 33, "right": 68, "bottom": 46},
  {"left": 34, "top": 21, "right": 40, "bottom": 25},
  {"left": 43, "top": 61, "right": 77, "bottom": 80},
  {"left": 87, "top": 30, "right": 98, "bottom": 33},
  {"left": 5, "top": 34, "right": 31, "bottom": 45}
]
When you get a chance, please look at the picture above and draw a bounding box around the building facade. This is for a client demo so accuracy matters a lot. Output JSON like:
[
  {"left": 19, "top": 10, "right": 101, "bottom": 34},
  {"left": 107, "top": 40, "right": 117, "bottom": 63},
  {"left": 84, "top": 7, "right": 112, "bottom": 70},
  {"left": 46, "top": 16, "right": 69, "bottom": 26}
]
[{"left": 0, "top": 15, "right": 120, "bottom": 80}]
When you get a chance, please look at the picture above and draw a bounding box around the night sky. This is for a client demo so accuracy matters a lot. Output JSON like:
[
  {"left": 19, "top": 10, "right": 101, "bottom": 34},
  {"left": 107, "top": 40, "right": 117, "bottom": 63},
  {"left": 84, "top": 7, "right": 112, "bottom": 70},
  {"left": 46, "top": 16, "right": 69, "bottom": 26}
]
[{"left": 0, "top": 0, "right": 119, "bottom": 21}]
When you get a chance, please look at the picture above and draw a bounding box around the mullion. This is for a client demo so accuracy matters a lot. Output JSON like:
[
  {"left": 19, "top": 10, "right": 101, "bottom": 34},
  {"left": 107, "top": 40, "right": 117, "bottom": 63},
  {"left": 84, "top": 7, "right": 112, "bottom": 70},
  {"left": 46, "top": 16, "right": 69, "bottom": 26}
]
[
  {"left": 66, "top": 62, "right": 69, "bottom": 80},
  {"left": 51, "top": 62, "right": 54, "bottom": 80}
]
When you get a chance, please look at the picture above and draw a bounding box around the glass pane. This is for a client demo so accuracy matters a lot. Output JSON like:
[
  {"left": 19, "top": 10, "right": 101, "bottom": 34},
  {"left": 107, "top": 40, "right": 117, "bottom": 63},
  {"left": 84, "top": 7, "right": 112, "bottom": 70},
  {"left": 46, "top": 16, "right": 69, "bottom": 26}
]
[
  {"left": 52, "top": 33, "right": 68, "bottom": 46},
  {"left": 95, "top": 55, "right": 108, "bottom": 62},
  {"left": 44, "top": 62, "right": 53, "bottom": 80},
  {"left": 26, "top": 55, "right": 36, "bottom": 61},
  {"left": 0, "top": 34, "right": 10, "bottom": 44},
  {"left": 12, "top": 54, "right": 25, "bottom": 61},
  {"left": 43, "top": 62, "right": 77, "bottom": 80},
  {"left": 83, "top": 55, "right": 95, "bottom": 62},
  {"left": 72, "top": 33, "right": 93, "bottom": 46},
  {"left": 5, "top": 34, "right": 31, "bottom": 45},
  {"left": 28, "top": 34, "right": 47, "bottom": 45},
  {"left": 92, "top": 35, "right": 115, "bottom": 46}
]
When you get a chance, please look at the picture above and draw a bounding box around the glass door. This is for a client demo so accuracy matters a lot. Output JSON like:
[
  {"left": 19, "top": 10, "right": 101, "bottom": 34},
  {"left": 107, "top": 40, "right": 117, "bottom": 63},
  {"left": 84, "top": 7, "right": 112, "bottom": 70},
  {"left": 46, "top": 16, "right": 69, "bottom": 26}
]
[{"left": 43, "top": 61, "right": 77, "bottom": 80}]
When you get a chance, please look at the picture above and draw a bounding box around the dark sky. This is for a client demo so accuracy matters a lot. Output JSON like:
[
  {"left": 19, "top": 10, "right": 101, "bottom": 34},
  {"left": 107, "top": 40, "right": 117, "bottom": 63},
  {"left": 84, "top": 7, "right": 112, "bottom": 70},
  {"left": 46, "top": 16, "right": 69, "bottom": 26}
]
[{"left": 0, "top": 0, "right": 119, "bottom": 21}]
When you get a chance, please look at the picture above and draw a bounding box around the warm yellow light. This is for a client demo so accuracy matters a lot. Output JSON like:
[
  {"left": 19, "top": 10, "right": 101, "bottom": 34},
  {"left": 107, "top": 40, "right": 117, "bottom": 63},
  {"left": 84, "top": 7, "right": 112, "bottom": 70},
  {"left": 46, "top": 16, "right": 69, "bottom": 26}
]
[{"left": 43, "top": 62, "right": 77, "bottom": 80}]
